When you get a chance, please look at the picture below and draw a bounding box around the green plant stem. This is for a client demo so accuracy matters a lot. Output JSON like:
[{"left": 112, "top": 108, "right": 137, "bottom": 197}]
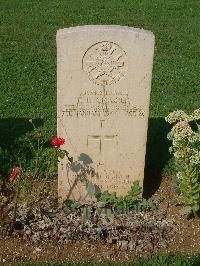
[
  {"left": 46, "top": 160, "right": 51, "bottom": 179},
  {"left": 33, "top": 137, "right": 40, "bottom": 178},
  {"left": 184, "top": 146, "right": 192, "bottom": 200}
]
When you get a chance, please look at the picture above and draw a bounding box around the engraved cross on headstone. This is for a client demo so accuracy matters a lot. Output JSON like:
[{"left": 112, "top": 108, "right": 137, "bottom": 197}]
[{"left": 87, "top": 120, "right": 118, "bottom": 153}]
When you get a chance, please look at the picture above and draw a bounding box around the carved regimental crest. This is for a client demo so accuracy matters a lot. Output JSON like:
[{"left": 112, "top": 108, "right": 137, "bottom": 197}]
[{"left": 82, "top": 41, "right": 127, "bottom": 86}]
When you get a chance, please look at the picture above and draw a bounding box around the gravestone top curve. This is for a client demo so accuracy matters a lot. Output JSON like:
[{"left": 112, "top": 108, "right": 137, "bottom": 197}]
[{"left": 57, "top": 25, "right": 154, "bottom": 36}]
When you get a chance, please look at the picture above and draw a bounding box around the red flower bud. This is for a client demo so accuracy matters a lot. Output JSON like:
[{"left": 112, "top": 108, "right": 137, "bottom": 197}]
[
  {"left": 10, "top": 167, "right": 22, "bottom": 181},
  {"left": 51, "top": 137, "right": 65, "bottom": 148}
]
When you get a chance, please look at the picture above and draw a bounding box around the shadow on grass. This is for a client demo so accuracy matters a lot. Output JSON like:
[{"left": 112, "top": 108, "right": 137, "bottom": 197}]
[
  {"left": 0, "top": 118, "right": 43, "bottom": 177},
  {"left": 143, "top": 117, "right": 171, "bottom": 199},
  {"left": 0, "top": 117, "right": 172, "bottom": 199}
]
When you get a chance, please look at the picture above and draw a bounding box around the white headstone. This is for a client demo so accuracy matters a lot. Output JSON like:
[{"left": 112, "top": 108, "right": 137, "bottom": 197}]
[{"left": 57, "top": 25, "right": 155, "bottom": 201}]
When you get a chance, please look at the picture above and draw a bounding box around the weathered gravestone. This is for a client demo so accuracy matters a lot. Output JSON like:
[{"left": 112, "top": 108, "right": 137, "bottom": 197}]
[{"left": 57, "top": 25, "right": 155, "bottom": 201}]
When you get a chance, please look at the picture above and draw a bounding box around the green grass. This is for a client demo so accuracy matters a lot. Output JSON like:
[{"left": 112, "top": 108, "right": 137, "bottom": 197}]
[
  {"left": 8, "top": 253, "right": 200, "bottom": 265},
  {"left": 0, "top": 0, "right": 200, "bottom": 179}
]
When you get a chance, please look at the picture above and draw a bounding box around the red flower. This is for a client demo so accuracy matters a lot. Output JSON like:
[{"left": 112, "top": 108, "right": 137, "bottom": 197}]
[
  {"left": 51, "top": 137, "right": 65, "bottom": 148},
  {"left": 10, "top": 167, "right": 22, "bottom": 181}
]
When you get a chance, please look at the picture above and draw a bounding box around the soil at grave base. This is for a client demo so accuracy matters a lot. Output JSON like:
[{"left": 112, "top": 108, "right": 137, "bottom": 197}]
[{"left": 0, "top": 176, "right": 200, "bottom": 264}]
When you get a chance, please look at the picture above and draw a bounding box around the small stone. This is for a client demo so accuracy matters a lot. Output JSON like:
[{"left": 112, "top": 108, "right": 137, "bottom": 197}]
[
  {"left": 118, "top": 240, "right": 129, "bottom": 250},
  {"left": 33, "top": 247, "right": 42, "bottom": 254}
]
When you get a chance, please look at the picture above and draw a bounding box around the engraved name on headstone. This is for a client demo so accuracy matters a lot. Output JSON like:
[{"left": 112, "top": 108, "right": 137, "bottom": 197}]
[{"left": 57, "top": 25, "right": 155, "bottom": 201}]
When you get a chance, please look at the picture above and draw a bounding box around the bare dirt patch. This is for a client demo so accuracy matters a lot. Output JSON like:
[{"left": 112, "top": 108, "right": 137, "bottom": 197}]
[{"left": 0, "top": 177, "right": 199, "bottom": 264}]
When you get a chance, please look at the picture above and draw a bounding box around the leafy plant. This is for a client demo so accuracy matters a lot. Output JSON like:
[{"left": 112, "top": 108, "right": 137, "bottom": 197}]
[
  {"left": 27, "top": 120, "right": 73, "bottom": 179},
  {"left": 99, "top": 181, "right": 156, "bottom": 215},
  {"left": 5, "top": 120, "right": 73, "bottom": 234},
  {"left": 65, "top": 181, "right": 156, "bottom": 220},
  {"left": 165, "top": 109, "right": 200, "bottom": 216},
  {"left": 8, "top": 167, "right": 31, "bottom": 235},
  {"left": 11, "top": 120, "right": 72, "bottom": 180}
]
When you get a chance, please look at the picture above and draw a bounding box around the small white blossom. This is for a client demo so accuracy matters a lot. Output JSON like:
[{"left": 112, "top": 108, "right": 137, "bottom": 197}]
[
  {"left": 190, "top": 150, "right": 200, "bottom": 165},
  {"left": 191, "top": 108, "right": 200, "bottom": 121},
  {"left": 171, "top": 121, "right": 193, "bottom": 140},
  {"left": 166, "top": 109, "right": 200, "bottom": 215},
  {"left": 188, "top": 133, "right": 200, "bottom": 143},
  {"left": 165, "top": 110, "right": 189, "bottom": 124}
]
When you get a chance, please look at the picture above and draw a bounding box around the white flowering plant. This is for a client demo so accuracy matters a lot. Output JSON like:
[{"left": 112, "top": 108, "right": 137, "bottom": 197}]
[{"left": 165, "top": 109, "right": 200, "bottom": 217}]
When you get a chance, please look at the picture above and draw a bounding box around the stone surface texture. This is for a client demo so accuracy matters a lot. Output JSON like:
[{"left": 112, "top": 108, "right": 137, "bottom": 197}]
[{"left": 57, "top": 25, "right": 155, "bottom": 201}]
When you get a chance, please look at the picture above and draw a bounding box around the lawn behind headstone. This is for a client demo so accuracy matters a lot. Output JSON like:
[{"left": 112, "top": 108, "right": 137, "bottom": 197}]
[{"left": 0, "top": 0, "right": 199, "bottom": 181}]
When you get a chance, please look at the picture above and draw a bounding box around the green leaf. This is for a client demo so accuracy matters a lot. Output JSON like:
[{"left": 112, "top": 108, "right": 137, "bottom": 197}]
[
  {"left": 100, "top": 191, "right": 117, "bottom": 203},
  {"left": 58, "top": 150, "right": 65, "bottom": 159},
  {"left": 131, "top": 183, "right": 141, "bottom": 193},
  {"left": 192, "top": 204, "right": 200, "bottom": 213},
  {"left": 64, "top": 199, "right": 75, "bottom": 207},
  {"left": 71, "top": 201, "right": 83, "bottom": 209},
  {"left": 180, "top": 206, "right": 192, "bottom": 215},
  {"left": 86, "top": 181, "right": 96, "bottom": 198},
  {"left": 146, "top": 201, "right": 156, "bottom": 209},
  {"left": 82, "top": 207, "right": 92, "bottom": 220},
  {"left": 191, "top": 193, "right": 200, "bottom": 200},
  {"left": 116, "top": 202, "right": 127, "bottom": 214}
]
